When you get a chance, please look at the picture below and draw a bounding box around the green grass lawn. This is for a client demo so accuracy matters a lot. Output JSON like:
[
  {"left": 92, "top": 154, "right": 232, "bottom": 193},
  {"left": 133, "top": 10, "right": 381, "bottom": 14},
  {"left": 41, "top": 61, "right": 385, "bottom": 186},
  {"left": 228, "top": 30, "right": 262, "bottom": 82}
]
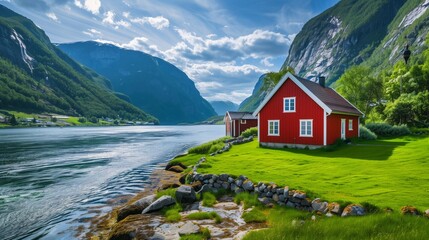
[
  {"left": 191, "top": 135, "right": 429, "bottom": 210},
  {"left": 243, "top": 206, "right": 429, "bottom": 240}
]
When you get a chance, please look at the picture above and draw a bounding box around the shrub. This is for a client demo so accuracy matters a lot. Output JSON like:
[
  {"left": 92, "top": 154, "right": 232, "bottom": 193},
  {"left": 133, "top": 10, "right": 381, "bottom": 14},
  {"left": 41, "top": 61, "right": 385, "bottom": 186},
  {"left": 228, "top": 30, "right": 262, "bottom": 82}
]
[
  {"left": 366, "top": 123, "right": 411, "bottom": 137},
  {"left": 202, "top": 192, "right": 216, "bottom": 207},
  {"left": 242, "top": 208, "right": 267, "bottom": 223},
  {"left": 241, "top": 127, "right": 258, "bottom": 138},
  {"left": 359, "top": 125, "right": 377, "bottom": 140},
  {"left": 208, "top": 142, "right": 224, "bottom": 154}
]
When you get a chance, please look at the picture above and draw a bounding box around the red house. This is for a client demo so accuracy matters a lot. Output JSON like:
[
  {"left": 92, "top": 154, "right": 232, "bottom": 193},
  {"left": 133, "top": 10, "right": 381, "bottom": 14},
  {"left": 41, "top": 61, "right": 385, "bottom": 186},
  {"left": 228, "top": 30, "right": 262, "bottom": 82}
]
[
  {"left": 225, "top": 111, "right": 258, "bottom": 137},
  {"left": 253, "top": 72, "right": 363, "bottom": 148}
]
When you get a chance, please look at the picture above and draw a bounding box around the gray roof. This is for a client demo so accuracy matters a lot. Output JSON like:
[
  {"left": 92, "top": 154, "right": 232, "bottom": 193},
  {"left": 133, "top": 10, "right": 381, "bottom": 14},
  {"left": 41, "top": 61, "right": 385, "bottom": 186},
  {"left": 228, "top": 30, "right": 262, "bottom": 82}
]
[
  {"left": 226, "top": 111, "right": 257, "bottom": 120},
  {"left": 294, "top": 74, "right": 363, "bottom": 116}
]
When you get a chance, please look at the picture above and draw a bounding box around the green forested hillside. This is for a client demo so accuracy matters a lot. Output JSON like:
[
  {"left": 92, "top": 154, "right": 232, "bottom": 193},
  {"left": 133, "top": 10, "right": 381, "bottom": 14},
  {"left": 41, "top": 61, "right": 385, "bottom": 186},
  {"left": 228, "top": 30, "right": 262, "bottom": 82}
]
[
  {"left": 0, "top": 5, "right": 157, "bottom": 122},
  {"left": 58, "top": 41, "right": 217, "bottom": 124}
]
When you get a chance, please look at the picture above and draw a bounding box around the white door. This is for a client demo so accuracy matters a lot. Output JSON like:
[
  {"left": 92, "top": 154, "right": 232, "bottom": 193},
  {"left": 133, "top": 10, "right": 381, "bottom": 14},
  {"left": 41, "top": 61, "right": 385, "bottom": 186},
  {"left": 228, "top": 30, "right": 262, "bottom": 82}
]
[{"left": 341, "top": 119, "right": 346, "bottom": 140}]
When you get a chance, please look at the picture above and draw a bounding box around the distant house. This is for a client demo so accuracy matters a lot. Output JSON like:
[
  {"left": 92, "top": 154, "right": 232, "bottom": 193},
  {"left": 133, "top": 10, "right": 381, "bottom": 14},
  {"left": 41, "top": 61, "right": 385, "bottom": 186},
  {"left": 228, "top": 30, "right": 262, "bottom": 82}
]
[
  {"left": 0, "top": 115, "right": 5, "bottom": 123},
  {"left": 225, "top": 111, "right": 258, "bottom": 137},
  {"left": 253, "top": 72, "right": 363, "bottom": 148}
]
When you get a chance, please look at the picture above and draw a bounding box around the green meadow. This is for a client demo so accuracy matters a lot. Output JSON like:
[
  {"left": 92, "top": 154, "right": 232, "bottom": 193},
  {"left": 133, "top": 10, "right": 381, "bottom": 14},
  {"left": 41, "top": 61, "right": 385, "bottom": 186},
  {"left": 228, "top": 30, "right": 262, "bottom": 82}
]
[
  {"left": 178, "top": 135, "right": 429, "bottom": 210},
  {"left": 173, "top": 135, "right": 429, "bottom": 239}
]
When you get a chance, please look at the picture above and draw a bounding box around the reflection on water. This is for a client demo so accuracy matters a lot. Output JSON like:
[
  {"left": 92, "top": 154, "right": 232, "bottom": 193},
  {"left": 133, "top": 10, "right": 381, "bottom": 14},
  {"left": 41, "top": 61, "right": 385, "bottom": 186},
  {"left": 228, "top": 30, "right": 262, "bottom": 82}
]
[{"left": 0, "top": 125, "right": 223, "bottom": 239}]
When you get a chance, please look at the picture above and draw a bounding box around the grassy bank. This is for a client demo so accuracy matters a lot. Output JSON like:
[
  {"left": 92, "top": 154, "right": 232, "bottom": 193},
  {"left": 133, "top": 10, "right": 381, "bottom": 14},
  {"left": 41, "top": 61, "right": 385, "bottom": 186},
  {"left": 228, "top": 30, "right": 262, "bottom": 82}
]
[
  {"left": 169, "top": 135, "right": 429, "bottom": 239},
  {"left": 174, "top": 135, "right": 429, "bottom": 210}
]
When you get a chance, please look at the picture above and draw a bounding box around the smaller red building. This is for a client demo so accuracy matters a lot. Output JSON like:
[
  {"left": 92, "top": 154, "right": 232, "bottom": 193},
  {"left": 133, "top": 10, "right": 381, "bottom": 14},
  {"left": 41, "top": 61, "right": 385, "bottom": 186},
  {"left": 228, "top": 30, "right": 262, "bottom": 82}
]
[
  {"left": 225, "top": 111, "right": 258, "bottom": 137},
  {"left": 253, "top": 72, "right": 363, "bottom": 148}
]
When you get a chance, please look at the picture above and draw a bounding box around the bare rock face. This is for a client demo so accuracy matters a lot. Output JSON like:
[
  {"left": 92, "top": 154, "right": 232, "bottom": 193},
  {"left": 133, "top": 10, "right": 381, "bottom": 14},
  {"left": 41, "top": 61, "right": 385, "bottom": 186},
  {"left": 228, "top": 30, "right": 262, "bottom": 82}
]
[
  {"left": 341, "top": 204, "right": 365, "bottom": 217},
  {"left": 142, "top": 196, "right": 176, "bottom": 214}
]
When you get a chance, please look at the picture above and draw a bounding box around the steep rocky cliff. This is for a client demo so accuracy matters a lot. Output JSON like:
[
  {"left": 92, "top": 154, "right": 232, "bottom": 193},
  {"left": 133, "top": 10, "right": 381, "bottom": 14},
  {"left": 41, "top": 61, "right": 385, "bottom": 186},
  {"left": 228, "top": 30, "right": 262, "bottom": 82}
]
[{"left": 282, "top": 0, "right": 429, "bottom": 85}]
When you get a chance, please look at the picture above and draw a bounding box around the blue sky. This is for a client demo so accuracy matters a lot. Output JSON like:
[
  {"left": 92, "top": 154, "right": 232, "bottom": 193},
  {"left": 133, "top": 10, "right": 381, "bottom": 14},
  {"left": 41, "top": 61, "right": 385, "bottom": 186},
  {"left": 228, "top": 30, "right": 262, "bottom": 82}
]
[{"left": 1, "top": 0, "right": 338, "bottom": 104}]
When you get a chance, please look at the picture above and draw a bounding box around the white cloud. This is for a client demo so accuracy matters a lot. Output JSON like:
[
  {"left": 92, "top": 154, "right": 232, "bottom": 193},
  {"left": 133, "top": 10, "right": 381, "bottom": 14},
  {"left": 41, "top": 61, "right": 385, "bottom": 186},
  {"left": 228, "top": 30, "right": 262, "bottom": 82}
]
[
  {"left": 102, "top": 11, "right": 131, "bottom": 29},
  {"left": 122, "top": 11, "right": 130, "bottom": 18},
  {"left": 205, "top": 91, "right": 253, "bottom": 104},
  {"left": 83, "top": 28, "right": 102, "bottom": 37},
  {"left": 195, "top": 81, "right": 223, "bottom": 93},
  {"left": 261, "top": 57, "right": 274, "bottom": 67},
  {"left": 46, "top": 12, "right": 59, "bottom": 22},
  {"left": 131, "top": 16, "right": 170, "bottom": 30},
  {"left": 171, "top": 28, "right": 292, "bottom": 62},
  {"left": 74, "top": 0, "right": 101, "bottom": 15}
]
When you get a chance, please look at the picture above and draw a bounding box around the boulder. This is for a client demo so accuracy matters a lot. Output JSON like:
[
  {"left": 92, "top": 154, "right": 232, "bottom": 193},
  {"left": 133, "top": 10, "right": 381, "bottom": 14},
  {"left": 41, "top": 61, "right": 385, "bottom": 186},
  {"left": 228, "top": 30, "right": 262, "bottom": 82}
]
[
  {"left": 258, "top": 197, "right": 273, "bottom": 207},
  {"left": 142, "top": 196, "right": 176, "bottom": 214},
  {"left": 117, "top": 195, "right": 156, "bottom": 221},
  {"left": 311, "top": 198, "right": 328, "bottom": 213},
  {"left": 272, "top": 194, "right": 279, "bottom": 202},
  {"left": 292, "top": 191, "right": 306, "bottom": 199},
  {"left": 341, "top": 204, "right": 365, "bottom": 217},
  {"left": 425, "top": 209, "right": 429, "bottom": 217},
  {"left": 328, "top": 202, "right": 340, "bottom": 214},
  {"left": 165, "top": 162, "right": 186, "bottom": 171},
  {"left": 242, "top": 180, "right": 254, "bottom": 191},
  {"left": 175, "top": 185, "right": 197, "bottom": 204},
  {"left": 400, "top": 206, "right": 420, "bottom": 216},
  {"left": 178, "top": 222, "right": 200, "bottom": 235},
  {"left": 167, "top": 165, "right": 184, "bottom": 173},
  {"left": 219, "top": 173, "right": 229, "bottom": 181}
]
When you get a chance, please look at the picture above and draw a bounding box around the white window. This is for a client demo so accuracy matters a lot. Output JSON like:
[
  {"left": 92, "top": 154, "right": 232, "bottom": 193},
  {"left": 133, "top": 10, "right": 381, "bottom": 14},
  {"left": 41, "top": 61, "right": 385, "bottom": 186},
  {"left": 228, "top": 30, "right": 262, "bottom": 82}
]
[
  {"left": 241, "top": 119, "right": 246, "bottom": 124},
  {"left": 283, "top": 97, "right": 296, "bottom": 112},
  {"left": 268, "top": 120, "right": 280, "bottom": 136},
  {"left": 349, "top": 119, "right": 353, "bottom": 130},
  {"left": 300, "top": 119, "right": 313, "bottom": 137}
]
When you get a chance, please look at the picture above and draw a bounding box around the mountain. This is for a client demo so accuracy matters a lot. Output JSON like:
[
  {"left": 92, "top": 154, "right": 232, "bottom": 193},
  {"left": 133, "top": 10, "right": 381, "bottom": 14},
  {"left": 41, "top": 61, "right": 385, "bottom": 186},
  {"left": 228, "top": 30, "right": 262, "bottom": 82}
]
[
  {"left": 240, "top": 0, "right": 429, "bottom": 112},
  {"left": 0, "top": 5, "right": 156, "bottom": 122},
  {"left": 58, "top": 41, "right": 217, "bottom": 124},
  {"left": 210, "top": 101, "right": 239, "bottom": 116},
  {"left": 282, "top": 0, "right": 429, "bottom": 85},
  {"left": 238, "top": 74, "right": 267, "bottom": 112}
]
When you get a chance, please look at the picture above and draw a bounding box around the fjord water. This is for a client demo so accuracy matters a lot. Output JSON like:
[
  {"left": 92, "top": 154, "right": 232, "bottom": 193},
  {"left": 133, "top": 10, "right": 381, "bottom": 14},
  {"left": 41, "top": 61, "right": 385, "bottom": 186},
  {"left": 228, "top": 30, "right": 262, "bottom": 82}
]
[{"left": 0, "top": 125, "right": 223, "bottom": 239}]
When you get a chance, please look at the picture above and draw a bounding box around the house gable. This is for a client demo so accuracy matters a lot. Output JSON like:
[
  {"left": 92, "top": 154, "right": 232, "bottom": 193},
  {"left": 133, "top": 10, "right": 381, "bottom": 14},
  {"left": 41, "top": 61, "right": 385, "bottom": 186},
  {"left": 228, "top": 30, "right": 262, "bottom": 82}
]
[
  {"left": 258, "top": 77, "right": 324, "bottom": 146},
  {"left": 253, "top": 72, "right": 331, "bottom": 116}
]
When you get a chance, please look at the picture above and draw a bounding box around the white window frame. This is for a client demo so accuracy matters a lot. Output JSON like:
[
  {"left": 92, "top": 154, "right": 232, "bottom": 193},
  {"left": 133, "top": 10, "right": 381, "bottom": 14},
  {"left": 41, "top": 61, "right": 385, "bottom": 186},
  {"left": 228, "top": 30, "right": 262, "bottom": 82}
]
[
  {"left": 241, "top": 119, "right": 246, "bottom": 124},
  {"left": 283, "top": 97, "right": 296, "bottom": 113},
  {"left": 349, "top": 119, "right": 353, "bottom": 130},
  {"left": 268, "top": 120, "right": 280, "bottom": 136},
  {"left": 300, "top": 119, "right": 313, "bottom": 137}
]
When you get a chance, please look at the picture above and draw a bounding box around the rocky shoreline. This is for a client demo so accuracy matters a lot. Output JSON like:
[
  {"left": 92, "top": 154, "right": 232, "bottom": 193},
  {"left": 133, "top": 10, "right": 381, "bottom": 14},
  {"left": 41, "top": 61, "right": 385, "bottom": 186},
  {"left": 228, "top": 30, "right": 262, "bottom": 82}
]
[
  {"left": 89, "top": 137, "right": 429, "bottom": 240},
  {"left": 88, "top": 165, "right": 267, "bottom": 240}
]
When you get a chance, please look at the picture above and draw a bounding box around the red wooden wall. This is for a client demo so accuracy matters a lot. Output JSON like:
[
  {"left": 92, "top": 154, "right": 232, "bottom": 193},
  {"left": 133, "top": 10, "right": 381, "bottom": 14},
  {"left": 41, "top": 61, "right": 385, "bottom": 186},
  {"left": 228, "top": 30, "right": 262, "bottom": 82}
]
[
  {"left": 259, "top": 78, "right": 324, "bottom": 145},
  {"left": 326, "top": 114, "right": 359, "bottom": 144}
]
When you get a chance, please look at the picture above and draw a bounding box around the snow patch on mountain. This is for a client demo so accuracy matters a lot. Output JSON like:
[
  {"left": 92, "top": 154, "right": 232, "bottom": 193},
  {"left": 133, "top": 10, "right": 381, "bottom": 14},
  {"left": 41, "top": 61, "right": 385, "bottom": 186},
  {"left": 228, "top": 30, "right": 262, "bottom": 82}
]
[{"left": 10, "top": 29, "right": 34, "bottom": 73}]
